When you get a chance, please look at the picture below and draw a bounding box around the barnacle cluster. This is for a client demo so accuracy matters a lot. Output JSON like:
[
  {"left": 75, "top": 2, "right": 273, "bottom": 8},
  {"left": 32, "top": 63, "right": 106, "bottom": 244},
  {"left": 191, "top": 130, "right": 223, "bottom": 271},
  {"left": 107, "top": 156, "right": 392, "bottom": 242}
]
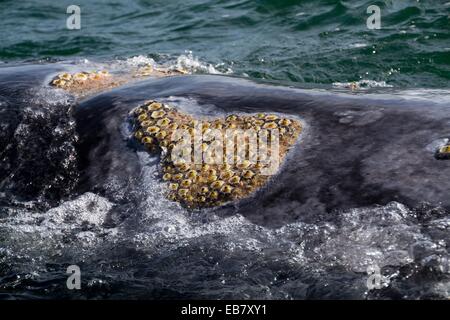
[
  {"left": 436, "top": 144, "right": 450, "bottom": 160},
  {"left": 51, "top": 70, "right": 111, "bottom": 88},
  {"left": 50, "top": 70, "right": 124, "bottom": 97},
  {"left": 133, "top": 63, "right": 188, "bottom": 78},
  {"left": 131, "top": 100, "right": 302, "bottom": 208},
  {"left": 51, "top": 67, "right": 189, "bottom": 97}
]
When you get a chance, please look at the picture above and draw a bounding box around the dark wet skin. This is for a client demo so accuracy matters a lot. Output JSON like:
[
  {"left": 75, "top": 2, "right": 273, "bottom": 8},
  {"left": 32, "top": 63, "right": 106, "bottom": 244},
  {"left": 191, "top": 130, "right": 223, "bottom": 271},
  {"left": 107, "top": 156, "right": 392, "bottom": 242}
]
[
  {"left": 74, "top": 74, "right": 450, "bottom": 227},
  {"left": 1, "top": 65, "right": 449, "bottom": 228},
  {"left": 1, "top": 64, "right": 449, "bottom": 300}
]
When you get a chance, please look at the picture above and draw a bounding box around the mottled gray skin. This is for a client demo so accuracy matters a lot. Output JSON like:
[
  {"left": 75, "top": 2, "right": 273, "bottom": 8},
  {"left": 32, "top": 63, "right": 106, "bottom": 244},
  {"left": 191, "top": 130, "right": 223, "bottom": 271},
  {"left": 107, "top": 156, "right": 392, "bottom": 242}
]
[
  {"left": 1, "top": 65, "right": 449, "bottom": 299},
  {"left": 74, "top": 75, "right": 450, "bottom": 227},
  {"left": 0, "top": 65, "right": 448, "bottom": 226}
]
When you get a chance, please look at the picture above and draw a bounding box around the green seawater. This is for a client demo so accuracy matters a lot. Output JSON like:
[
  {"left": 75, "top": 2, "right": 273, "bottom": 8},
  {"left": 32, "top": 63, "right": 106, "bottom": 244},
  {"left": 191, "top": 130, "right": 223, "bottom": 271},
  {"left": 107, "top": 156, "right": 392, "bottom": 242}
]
[{"left": 0, "top": 0, "right": 449, "bottom": 88}]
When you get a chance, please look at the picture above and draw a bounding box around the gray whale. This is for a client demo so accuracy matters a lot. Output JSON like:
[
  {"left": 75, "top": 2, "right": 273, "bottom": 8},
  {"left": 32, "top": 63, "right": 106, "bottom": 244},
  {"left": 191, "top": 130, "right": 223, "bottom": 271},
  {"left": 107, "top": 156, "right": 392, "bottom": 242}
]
[
  {"left": 73, "top": 74, "right": 450, "bottom": 227},
  {"left": 1, "top": 64, "right": 449, "bottom": 299}
]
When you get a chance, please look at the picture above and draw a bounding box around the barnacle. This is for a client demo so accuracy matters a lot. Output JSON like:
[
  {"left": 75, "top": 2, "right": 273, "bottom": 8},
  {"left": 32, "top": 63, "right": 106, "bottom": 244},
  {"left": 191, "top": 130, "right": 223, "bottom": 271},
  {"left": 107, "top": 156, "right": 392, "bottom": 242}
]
[
  {"left": 134, "top": 131, "right": 143, "bottom": 140},
  {"left": 53, "top": 79, "right": 66, "bottom": 87},
  {"left": 157, "top": 118, "right": 171, "bottom": 127},
  {"left": 265, "top": 114, "right": 279, "bottom": 121},
  {"left": 229, "top": 176, "right": 240, "bottom": 185},
  {"left": 177, "top": 163, "right": 190, "bottom": 172},
  {"left": 148, "top": 102, "right": 162, "bottom": 111},
  {"left": 221, "top": 163, "right": 232, "bottom": 171},
  {"left": 140, "top": 120, "right": 152, "bottom": 127},
  {"left": 237, "top": 160, "right": 252, "bottom": 169},
  {"left": 440, "top": 145, "right": 450, "bottom": 154},
  {"left": 279, "top": 118, "right": 291, "bottom": 126},
  {"left": 181, "top": 179, "right": 192, "bottom": 188},
  {"left": 187, "top": 170, "right": 198, "bottom": 180},
  {"left": 220, "top": 185, "right": 233, "bottom": 194},
  {"left": 169, "top": 183, "right": 179, "bottom": 191},
  {"left": 138, "top": 113, "right": 148, "bottom": 122},
  {"left": 254, "top": 119, "right": 265, "bottom": 126},
  {"left": 436, "top": 145, "right": 450, "bottom": 160},
  {"left": 200, "top": 186, "right": 209, "bottom": 194},
  {"left": 178, "top": 189, "right": 189, "bottom": 197},
  {"left": 134, "top": 107, "right": 145, "bottom": 115},
  {"left": 254, "top": 163, "right": 264, "bottom": 170},
  {"left": 141, "top": 136, "right": 154, "bottom": 145},
  {"left": 135, "top": 65, "right": 154, "bottom": 77},
  {"left": 242, "top": 170, "right": 255, "bottom": 179},
  {"left": 155, "top": 131, "right": 167, "bottom": 139},
  {"left": 200, "top": 143, "right": 209, "bottom": 152},
  {"left": 146, "top": 126, "right": 160, "bottom": 134},
  {"left": 210, "top": 191, "right": 219, "bottom": 199},
  {"left": 196, "top": 175, "right": 206, "bottom": 184},
  {"left": 227, "top": 122, "right": 237, "bottom": 129},
  {"left": 89, "top": 72, "right": 102, "bottom": 80},
  {"left": 167, "top": 193, "right": 177, "bottom": 201},
  {"left": 172, "top": 173, "right": 184, "bottom": 181},
  {"left": 211, "top": 180, "right": 225, "bottom": 190},
  {"left": 59, "top": 73, "right": 72, "bottom": 81},
  {"left": 151, "top": 110, "right": 165, "bottom": 119},
  {"left": 207, "top": 174, "right": 218, "bottom": 183},
  {"left": 73, "top": 72, "right": 88, "bottom": 81},
  {"left": 263, "top": 122, "right": 278, "bottom": 129},
  {"left": 163, "top": 166, "right": 174, "bottom": 173},
  {"left": 220, "top": 170, "right": 234, "bottom": 180}
]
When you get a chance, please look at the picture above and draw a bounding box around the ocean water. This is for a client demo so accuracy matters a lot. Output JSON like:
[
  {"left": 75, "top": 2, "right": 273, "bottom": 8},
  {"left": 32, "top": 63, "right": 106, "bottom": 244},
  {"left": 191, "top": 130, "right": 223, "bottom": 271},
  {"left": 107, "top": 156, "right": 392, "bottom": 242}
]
[
  {"left": 0, "top": 0, "right": 449, "bottom": 88},
  {"left": 0, "top": 0, "right": 450, "bottom": 300}
]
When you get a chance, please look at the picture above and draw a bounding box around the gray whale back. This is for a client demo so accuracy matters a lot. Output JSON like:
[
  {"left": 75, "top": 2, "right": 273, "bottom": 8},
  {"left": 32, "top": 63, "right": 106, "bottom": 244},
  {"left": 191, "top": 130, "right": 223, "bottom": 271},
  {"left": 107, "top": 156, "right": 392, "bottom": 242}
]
[
  {"left": 74, "top": 75, "right": 450, "bottom": 226},
  {"left": 1, "top": 65, "right": 450, "bottom": 299}
]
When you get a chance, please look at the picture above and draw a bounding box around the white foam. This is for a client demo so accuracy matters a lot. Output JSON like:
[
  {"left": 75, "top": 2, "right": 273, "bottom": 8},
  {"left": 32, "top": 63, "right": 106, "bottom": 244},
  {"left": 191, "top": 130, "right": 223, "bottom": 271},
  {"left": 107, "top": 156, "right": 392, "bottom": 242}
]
[
  {"left": 161, "top": 96, "right": 224, "bottom": 117},
  {"left": 0, "top": 193, "right": 113, "bottom": 232},
  {"left": 71, "top": 52, "right": 234, "bottom": 76},
  {"left": 349, "top": 43, "right": 368, "bottom": 48},
  {"left": 123, "top": 55, "right": 157, "bottom": 67},
  {"left": 173, "top": 51, "right": 230, "bottom": 74},
  {"left": 332, "top": 79, "right": 393, "bottom": 89}
]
